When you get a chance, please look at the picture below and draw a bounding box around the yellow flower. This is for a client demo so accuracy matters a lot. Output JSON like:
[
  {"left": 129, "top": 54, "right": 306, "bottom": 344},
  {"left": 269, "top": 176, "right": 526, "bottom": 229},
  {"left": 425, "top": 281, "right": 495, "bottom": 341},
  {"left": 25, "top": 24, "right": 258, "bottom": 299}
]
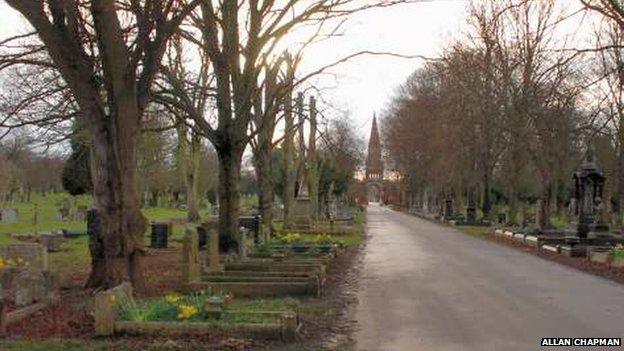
[
  {"left": 284, "top": 233, "right": 301, "bottom": 244},
  {"left": 6, "top": 259, "right": 15, "bottom": 266},
  {"left": 165, "top": 294, "right": 181, "bottom": 304},
  {"left": 177, "top": 304, "right": 198, "bottom": 320}
]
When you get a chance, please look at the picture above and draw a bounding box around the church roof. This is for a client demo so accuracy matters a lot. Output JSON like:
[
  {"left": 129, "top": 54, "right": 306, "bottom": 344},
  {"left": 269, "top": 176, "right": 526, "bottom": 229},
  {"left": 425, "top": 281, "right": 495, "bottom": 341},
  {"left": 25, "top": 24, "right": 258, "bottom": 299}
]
[{"left": 366, "top": 115, "right": 383, "bottom": 177}]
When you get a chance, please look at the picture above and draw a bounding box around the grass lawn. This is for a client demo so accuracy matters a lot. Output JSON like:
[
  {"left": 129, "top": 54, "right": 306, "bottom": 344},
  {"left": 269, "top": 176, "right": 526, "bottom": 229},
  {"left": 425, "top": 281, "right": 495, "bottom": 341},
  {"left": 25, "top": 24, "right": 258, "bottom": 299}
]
[
  {"left": 272, "top": 209, "right": 367, "bottom": 247},
  {"left": 456, "top": 225, "right": 490, "bottom": 239},
  {"left": 0, "top": 193, "right": 361, "bottom": 350}
]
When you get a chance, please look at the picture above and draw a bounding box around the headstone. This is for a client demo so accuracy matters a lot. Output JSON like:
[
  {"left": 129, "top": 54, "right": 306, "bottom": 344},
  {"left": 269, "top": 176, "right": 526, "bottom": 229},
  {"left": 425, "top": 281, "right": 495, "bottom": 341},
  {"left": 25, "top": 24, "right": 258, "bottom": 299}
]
[
  {"left": 0, "top": 243, "right": 49, "bottom": 271},
  {"left": 206, "top": 229, "right": 223, "bottom": 273},
  {"left": 497, "top": 213, "right": 507, "bottom": 225},
  {"left": 150, "top": 222, "right": 170, "bottom": 249},
  {"left": 0, "top": 209, "right": 18, "bottom": 223},
  {"left": 238, "top": 228, "right": 247, "bottom": 259},
  {"left": 14, "top": 269, "right": 46, "bottom": 306},
  {"left": 292, "top": 196, "right": 312, "bottom": 230},
  {"left": 572, "top": 153, "right": 609, "bottom": 238},
  {"left": 239, "top": 216, "right": 260, "bottom": 243},
  {"left": 57, "top": 206, "right": 70, "bottom": 220},
  {"left": 466, "top": 206, "right": 476, "bottom": 225},
  {"left": 181, "top": 229, "right": 200, "bottom": 285},
  {"left": 568, "top": 198, "right": 578, "bottom": 217},
  {"left": 197, "top": 221, "right": 218, "bottom": 249},
  {"left": 94, "top": 282, "right": 133, "bottom": 336},
  {"left": 444, "top": 198, "right": 453, "bottom": 219},
  {"left": 39, "top": 232, "right": 63, "bottom": 252},
  {"left": 259, "top": 223, "right": 270, "bottom": 243}
]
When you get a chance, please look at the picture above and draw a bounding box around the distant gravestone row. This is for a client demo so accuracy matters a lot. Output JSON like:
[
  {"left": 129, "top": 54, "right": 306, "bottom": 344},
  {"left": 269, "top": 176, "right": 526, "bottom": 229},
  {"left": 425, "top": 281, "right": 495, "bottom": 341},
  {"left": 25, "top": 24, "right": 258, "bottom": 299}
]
[{"left": 0, "top": 208, "right": 18, "bottom": 223}]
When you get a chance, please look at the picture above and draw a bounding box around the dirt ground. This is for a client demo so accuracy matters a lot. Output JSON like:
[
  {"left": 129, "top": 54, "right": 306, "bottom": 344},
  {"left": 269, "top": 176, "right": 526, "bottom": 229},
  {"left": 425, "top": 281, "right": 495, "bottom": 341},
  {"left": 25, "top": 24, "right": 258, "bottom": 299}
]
[{"left": 2, "top": 244, "right": 364, "bottom": 351}]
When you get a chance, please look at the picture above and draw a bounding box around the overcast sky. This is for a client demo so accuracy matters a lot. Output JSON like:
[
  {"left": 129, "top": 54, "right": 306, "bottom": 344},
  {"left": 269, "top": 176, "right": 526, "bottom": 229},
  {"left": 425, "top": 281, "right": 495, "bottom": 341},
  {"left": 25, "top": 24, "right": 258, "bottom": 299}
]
[{"left": 0, "top": 0, "right": 469, "bottom": 139}]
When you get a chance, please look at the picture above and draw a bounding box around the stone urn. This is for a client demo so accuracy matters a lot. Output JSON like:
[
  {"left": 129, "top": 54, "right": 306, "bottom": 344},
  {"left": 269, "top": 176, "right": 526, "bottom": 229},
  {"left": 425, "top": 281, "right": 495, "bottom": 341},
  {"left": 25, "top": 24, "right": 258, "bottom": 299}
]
[{"left": 204, "top": 296, "right": 224, "bottom": 319}]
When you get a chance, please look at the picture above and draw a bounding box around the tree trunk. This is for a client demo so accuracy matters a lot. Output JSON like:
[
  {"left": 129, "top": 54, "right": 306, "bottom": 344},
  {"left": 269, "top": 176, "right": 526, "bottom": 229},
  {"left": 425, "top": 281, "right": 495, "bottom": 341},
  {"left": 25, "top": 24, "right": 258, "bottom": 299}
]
[
  {"left": 186, "top": 132, "right": 201, "bottom": 222},
  {"left": 282, "top": 86, "right": 296, "bottom": 228},
  {"left": 149, "top": 190, "right": 159, "bottom": 207},
  {"left": 537, "top": 183, "right": 552, "bottom": 230},
  {"left": 618, "top": 138, "right": 624, "bottom": 227},
  {"left": 307, "top": 96, "right": 319, "bottom": 220},
  {"left": 85, "top": 110, "right": 147, "bottom": 291},
  {"left": 217, "top": 146, "right": 243, "bottom": 253},
  {"left": 481, "top": 171, "right": 491, "bottom": 219},
  {"left": 255, "top": 141, "right": 274, "bottom": 230}
]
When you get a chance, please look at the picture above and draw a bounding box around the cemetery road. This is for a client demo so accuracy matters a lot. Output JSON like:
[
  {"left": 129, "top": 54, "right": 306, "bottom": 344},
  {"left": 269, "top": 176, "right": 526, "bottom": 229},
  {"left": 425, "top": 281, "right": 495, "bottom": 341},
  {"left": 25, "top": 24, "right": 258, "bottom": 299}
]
[{"left": 354, "top": 205, "right": 624, "bottom": 351}]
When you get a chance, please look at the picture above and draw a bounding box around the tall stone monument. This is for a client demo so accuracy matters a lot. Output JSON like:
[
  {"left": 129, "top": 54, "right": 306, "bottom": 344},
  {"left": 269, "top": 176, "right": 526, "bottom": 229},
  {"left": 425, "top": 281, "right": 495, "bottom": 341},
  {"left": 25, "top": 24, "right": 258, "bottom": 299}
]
[
  {"left": 292, "top": 181, "right": 312, "bottom": 230},
  {"left": 571, "top": 152, "right": 610, "bottom": 239}
]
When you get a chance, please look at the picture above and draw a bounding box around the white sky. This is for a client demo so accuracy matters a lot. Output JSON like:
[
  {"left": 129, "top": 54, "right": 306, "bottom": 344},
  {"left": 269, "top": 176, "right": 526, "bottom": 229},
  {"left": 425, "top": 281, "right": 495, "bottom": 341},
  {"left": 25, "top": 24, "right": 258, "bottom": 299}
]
[
  {"left": 294, "top": 0, "right": 470, "bottom": 136},
  {"left": 0, "top": 0, "right": 471, "bottom": 140}
]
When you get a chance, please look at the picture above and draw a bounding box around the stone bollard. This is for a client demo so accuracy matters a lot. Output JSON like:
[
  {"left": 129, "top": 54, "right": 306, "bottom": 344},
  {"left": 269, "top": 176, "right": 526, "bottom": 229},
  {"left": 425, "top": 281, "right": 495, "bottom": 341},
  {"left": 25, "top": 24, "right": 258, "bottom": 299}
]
[
  {"left": 94, "top": 282, "right": 133, "bottom": 336},
  {"left": 206, "top": 229, "right": 223, "bottom": 273},
  {"left": 181, "top": 228, "right": 200, "bottom": 287}
]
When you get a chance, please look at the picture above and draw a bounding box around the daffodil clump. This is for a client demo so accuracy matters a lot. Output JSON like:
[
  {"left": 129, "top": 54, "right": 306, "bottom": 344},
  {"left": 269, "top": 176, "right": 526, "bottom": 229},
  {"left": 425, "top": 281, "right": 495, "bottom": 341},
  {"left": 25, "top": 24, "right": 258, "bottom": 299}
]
[
  {"left": 282, "top": 233, "right": 302, "bottom": 244},
  {"left": 164, "top": 294, "right": 181, "bottom": 304},
  {"left": 163, "top": 293, "right": 200, "bottom": 320},
  {"left": 176, "top": 304, "right": 199, "bottom": 320},
  {"left": 314, "top": 234, "right": 334, "bottom": 246},
  {"left": 0, "top": 257, "right": 28, "bottom": 270}
]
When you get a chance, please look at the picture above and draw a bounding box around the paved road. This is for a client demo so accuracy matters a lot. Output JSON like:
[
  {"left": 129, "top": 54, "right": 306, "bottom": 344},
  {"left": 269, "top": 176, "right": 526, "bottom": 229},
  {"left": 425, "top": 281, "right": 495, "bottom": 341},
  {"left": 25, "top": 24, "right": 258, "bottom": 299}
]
[{"left": 354, "top": 205, "right": 624, "bottom": 351}]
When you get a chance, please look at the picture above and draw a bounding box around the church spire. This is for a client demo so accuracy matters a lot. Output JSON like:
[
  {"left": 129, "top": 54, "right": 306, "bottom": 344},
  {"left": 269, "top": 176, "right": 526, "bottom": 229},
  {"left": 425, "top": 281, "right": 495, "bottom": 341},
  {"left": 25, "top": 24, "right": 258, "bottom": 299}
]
[{"left": 366, "top": 114, "right": 383, "bottom": 180}]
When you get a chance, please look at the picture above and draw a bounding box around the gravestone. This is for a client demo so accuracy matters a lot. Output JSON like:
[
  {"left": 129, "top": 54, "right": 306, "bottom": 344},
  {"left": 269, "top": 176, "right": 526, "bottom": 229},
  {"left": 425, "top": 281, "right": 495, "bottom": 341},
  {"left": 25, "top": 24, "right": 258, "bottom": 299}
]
[
  {"left": 0, "top": 243, "right": 49, "bottom": 271},
  {"left": 444, "top": 198, "right": 453, "bottom": 219},
  {"left": 497, "top": 213, "right": 507, "bottom": 225},
  {"left": 0, "top": 208, "right": 18, "bottom": 223},
  {"left": 238, "top": 228, "right": 248, "bottom": 259},
  {"left": 38, "top": 232, "right": 63, "bottom": 252},
  {"left": 57, "top": 206, "right": 70, "bottom": 221},
  {"left": 73, "top": 207, "right": 87, "bottom": 221},
  {"left": 206, "top": 229, "right": 223, "bottom": 273},
  {"left": 291, "top": 182, "right": 312, "bottom": 230},
  {"left": 239, "top": 216, "right": 260, "bottom": 243},
  {"left": 14, "top": 269, "right": 46, "bottom": 306},
  {"left": 150, "top": 222, "right": 170, "bottom": 249},
  {"left": 292, "top": 197, "right": 312, "bottom": 230},
  {"left": 197, "top": 221, "right": 217, "bottom": 249},
  {"left": 181, "top": 229, "right": 200, "bottom": 286},
  {"left": 466, "top": 206, "right": 476, "bottom": 225},
  {"left": 571, "top": 153, "right": 609, "bottom": 238}
]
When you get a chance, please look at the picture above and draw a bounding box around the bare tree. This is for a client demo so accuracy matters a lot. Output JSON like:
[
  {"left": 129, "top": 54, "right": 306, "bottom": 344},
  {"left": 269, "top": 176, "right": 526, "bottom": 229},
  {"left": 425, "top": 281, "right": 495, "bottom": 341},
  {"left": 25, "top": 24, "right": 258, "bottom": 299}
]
[{"left": 1, "top": 0, "right": 200, "bottom": 289}]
